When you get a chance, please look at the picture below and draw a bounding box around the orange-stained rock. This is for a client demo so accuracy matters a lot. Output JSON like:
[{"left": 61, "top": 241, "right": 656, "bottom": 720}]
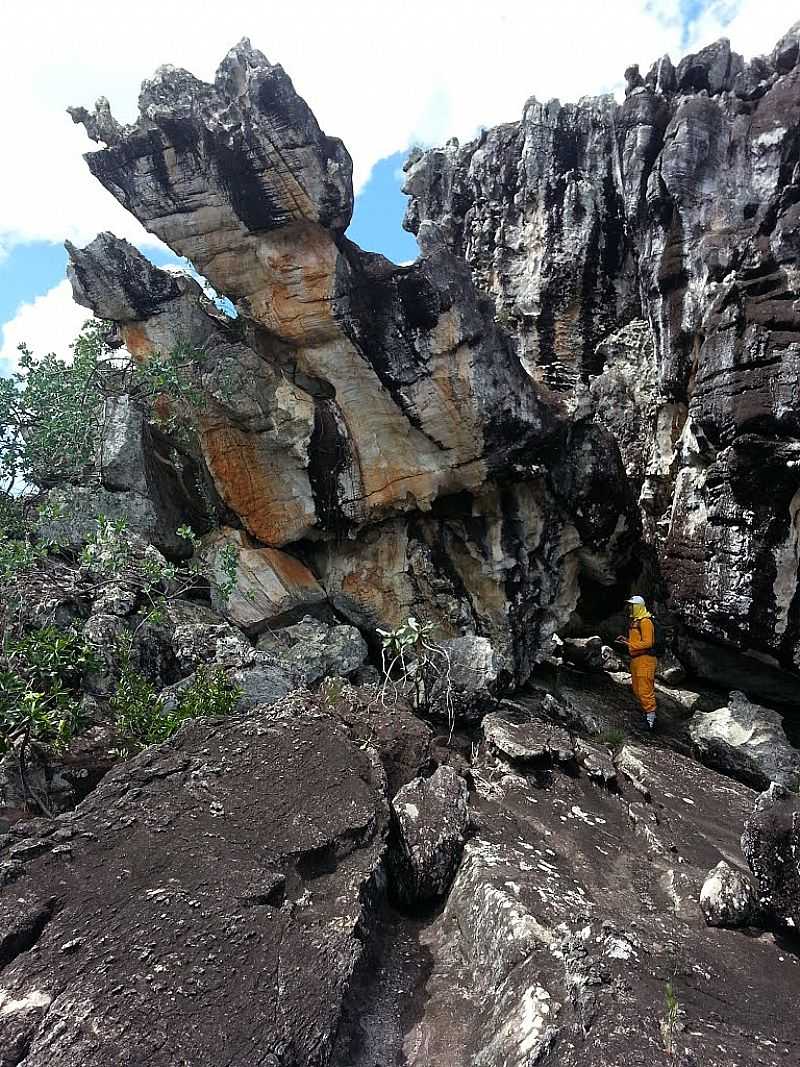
[
  {"left": 65, "top": 44, "right": 642, "bottom": 682},
  {"left": 202, "top": 527, "right": 326, "bottom": 633}
]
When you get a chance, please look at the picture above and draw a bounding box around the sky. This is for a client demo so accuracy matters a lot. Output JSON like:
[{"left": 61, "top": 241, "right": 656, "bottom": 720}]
[{"left": 0, "top": 0, "right": 796, "bottom": 376}]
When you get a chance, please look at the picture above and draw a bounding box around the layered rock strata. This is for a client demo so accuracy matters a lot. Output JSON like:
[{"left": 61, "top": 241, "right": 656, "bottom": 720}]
[
  {"left": 404, "top": 24, "right": 800, "bottom": 674},
  {"left": 66, "top": 42, "right": 640, "bottom": 679}
]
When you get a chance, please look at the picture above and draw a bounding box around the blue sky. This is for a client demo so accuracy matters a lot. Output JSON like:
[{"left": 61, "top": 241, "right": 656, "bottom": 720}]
[
  {"left": 0, "top": 151, "right": 418, "bottom": 336},
  {"left": 0, "top": 0, "right": 795, "bottom": 375},
  {"left": 0, "top": 148, "right": 421, "bottom": 375}
]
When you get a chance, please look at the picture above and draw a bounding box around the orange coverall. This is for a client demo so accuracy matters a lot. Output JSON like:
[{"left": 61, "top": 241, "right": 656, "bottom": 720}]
[{"left": 627, "top": 616, "right": 657, "bottom": 714}]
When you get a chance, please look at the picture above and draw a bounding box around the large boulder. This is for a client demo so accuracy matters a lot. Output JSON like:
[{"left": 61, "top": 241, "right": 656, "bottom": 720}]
[
  {"left": 483, "top": 704, "right": 574, "bottom": 764},
  {"left": 0, "top": 701, "right": 390, "bottom": 1065},
  {"left": 689, "top": 691, "right": 800, "bottom": 790},
  {"left": 36, "top": 388, "right": 212, "bottom": 560},
  {"left": 388, "top": 765, "right": 469, "bottom": 906},
  {"left": 202, "top": 527, "right": 327, "bottom": 633},
  {"left": 741, "top": 783, "right": 800, "bottom": 930},
  {"left": 256, "top": 615, "right": 368, "bottom": 686},
  {"left": 699, "top": 860, "right": 759, "bottom": 928}
]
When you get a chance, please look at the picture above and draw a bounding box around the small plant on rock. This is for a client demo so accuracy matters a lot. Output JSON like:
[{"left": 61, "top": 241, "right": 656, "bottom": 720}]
[
  {"left": 659, "top": 980, "right": 683, "bottom": 1059},
  {"left": 376, "top": 617, "right": 455, "bottom": 735},
  {"left": 595, "top": 726, "right": 627, "bottom": 750}
]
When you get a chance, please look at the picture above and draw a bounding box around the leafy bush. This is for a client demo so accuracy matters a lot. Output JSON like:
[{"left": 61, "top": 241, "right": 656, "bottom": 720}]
[
  {"left": 111, "top": 637, "right": 240, "bottom": 758},
  {"left": 0, "top": 321, "right": 212, "bottom": 500},
  {"left": 9, "top": 324, "right": 111, "bottom": 489},
  {"left": 0, "top": 626, "right": 98, "bottom": 756}
]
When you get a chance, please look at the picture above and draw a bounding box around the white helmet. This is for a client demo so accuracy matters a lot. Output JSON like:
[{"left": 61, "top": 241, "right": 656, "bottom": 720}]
[{"left": 626, "top": 595, "right": 646, "bottom": 605}]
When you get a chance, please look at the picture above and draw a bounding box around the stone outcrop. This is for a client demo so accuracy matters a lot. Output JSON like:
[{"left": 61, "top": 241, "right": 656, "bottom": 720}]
[
  {"left": 689, "top": 689, "right": 800, "bottom": 790},
  {"left": 404, "top": 23, "right": 800, "bottom": 679},
  {"left": 3, "top": 624, "right": 800, "bottom": 1065},
  {"left": 255, "top": 615, "right": 368, "bottom": 686},
  {"left": 700, "top": 859, "right": 759, "bottom": 927},
  {"left": 65, "top": 39, "right": 642, "bottom": 683},
  {"left": 5, "top": 25, "right": 800, "bottom": 1067},
  {"left": 0, "top": 699, "right": 390, "bottom": 1065},
  {"left": 388, "top": 765, "right": 469, "bottom": 906},
  {"left": 741, "top": 782, "right": 800, "bottom": 929},
  {"left": 347, "top": 725, "right": 800, "bottom": 1065}
]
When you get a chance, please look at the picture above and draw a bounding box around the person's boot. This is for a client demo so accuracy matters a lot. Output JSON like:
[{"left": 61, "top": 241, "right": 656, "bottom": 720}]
[{"left": 646, "top": 712, "right": 656, "bottom": 731}]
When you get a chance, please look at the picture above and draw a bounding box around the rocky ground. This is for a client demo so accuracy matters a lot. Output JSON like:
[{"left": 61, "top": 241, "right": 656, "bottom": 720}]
[
  {"left": 1, "top": 649, "right": 800, "bottom": 1065},
  {"left": 0, "top": 16, "right": 799, "bottom": 1067}
]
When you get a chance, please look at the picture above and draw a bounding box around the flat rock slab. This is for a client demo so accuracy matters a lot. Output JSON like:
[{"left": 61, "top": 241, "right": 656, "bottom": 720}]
[
  {"left": 0, "top": 699, "right": 388, "bottom": 1066},
  {"left": 484, "top": 706, "right": 574, "bottom": 763},
  {"left": 402, "top": 741, "right": 800, "bottom": 1065}
]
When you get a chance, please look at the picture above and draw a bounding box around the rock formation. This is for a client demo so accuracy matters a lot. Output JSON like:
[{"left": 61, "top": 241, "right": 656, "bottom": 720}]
[
  {"left": 689, "top": 689, "right": 800, "bottom": 789},
  {"left": 404, "top": 23, "right": 800, "bottom": 680},
  {"left": 1, "top": 20, "right": 798, "bottom": 1067},
  {"left": 65, "top": 40, "right": 641, "bottom": 683}
]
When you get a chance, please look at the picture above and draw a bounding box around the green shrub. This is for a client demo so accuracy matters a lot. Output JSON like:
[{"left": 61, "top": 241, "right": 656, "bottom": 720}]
[
  {"left": 111, "top": 638, "right": 240, "bottom": 758},
  {"left": 594, "top": 726, "right": 627, "bottom": 750},
  {"left": 0, "top": 626, "right": 98, "bottom": 755},
  {"left": 377, "top": 616, "right": 455, "bottom": 734}
]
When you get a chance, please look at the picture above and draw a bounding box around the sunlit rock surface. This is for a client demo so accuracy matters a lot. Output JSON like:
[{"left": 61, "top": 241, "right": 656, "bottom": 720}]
[
  {"left": 66, "top": 41, "right": 642, "bottom": 682},
  {"left": 404, "top": 22, "right": 800, "bottom": 673}
]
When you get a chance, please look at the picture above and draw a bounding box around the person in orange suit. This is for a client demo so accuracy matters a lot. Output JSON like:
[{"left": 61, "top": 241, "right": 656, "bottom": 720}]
[{"left": 616, "top": 595, "right": 657, "bottom": 730}]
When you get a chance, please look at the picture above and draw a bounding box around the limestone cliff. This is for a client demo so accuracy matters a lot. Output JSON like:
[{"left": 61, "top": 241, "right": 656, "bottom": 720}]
[{"left": 403, "top": 24, "right": 800, "bottom": 676}]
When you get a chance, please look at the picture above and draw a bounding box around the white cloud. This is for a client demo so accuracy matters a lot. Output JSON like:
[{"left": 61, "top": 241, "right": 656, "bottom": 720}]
[
  {"left": 0, "top": 281, "right": 91, "bottom": 376},
  {"left": 0, "top": 0, "right": 796, "bottom": 258}
]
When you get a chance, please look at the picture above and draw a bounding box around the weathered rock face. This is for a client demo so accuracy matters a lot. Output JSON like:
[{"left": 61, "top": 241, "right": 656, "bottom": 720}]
[
  {"left": 689, "top": 689, "right": 800, "bottom": 790},
  {"left": 386, "top": 735, "right": 800, "bottom": 1065},
  {"left": 0, "top": 701, "right": 389, "bottom": 1066},
  {"left": 741, "top": 782, "right": 800, "bottom": 929},
  {"left": 404, "top": 23, "right": 800, "bottom": 677},
  {"left": 65, "top": 39, "right": 642, "bottom": 684}
]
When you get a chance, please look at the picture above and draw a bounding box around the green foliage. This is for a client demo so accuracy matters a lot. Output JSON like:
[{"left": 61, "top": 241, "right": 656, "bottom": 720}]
[
  {"left": 594, "top": 726, "right": 627, "bottom": 750},
  {"left": 377, "top": 616, "right": 455, "bottom": 733},
  {"left": 0, "top": 626, "right": 98, "bottom": 755},
  {"left": 111, "top": 636, "right": 240, "bottom": 758},
  {"left": 81, "top": 515, "right": 208, "bottom": 625},
  {"left": 176, "top": 665, "right": 242, "bottom": 722},
  {"left": 127, "top": 340, "right": 207, "bottom": 443},
  {"left": 319, "top": 675, "right": 345, "bottom": 709},
  {"left": 216, "top": 542, "right": 241, "bottom": 603},
  {"left": 0, "top": 322, "right": 111, "bottom": 495},
  {"left": 660, "top": 980, "right": 682, "bottom": 1058},
  {"left": 0, "top": 323, "right": 248, "bottom": 623},
  {"left": 377, "top": 616, "right": 436, "bottom": 658}
]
